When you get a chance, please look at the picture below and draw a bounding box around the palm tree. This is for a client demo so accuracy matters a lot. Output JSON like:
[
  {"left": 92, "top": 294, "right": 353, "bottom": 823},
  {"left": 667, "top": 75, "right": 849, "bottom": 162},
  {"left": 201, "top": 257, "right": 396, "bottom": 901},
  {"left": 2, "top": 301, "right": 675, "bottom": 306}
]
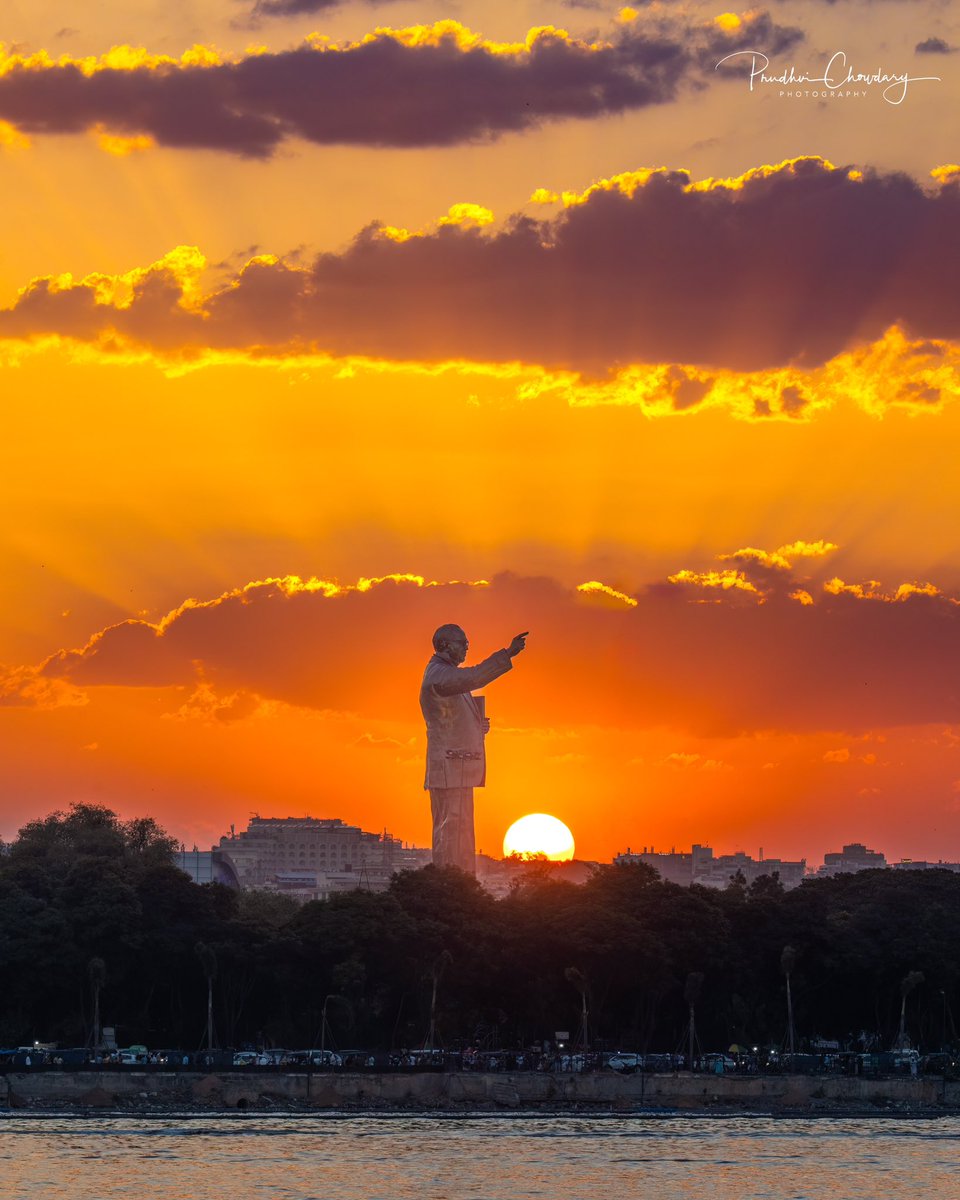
[
  {"left": 684, "top": 972, "right": 704, "bottom": 1071},
  {"left": 87, "top": 957, "right": 106, "bottom": 1052},
  {"left": 564, "top": 967, "right": 589, "bottom": 1053},
  {"left": 895, "top": 971, "right": 924, "bottom": 1050},
  {"left": 780, "top": 946, "right": 797, "bottom": 1059},
  {"left": 195, "top": 941, "right": 218, "bottom": 1051},
  {"left": 423, "top": 950, "right": 452, "bottom": 1051},
  {"left": 318, "top": 994, "right": 352, "bottom": 1060}
]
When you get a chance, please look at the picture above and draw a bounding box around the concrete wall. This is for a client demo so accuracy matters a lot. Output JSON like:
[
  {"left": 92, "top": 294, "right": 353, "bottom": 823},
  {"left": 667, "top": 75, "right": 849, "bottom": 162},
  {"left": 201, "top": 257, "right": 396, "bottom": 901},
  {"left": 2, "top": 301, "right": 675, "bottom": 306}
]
[{"left": 4, "top": 1070, "right": 958, "bottom": 1111}]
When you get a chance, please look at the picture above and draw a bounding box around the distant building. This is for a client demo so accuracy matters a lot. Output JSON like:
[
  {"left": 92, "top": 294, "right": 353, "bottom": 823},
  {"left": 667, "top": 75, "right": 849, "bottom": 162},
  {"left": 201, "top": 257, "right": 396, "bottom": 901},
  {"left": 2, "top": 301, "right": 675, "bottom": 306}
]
[
  {"left": 213, "top": 816, "right": 430, "bottom": 901},
  {"left": 891, "top": 859, "right": 960, "bottom": 874},
  {"left": 175, "top": 848, "right": 240, "bottom": 888},
  {"left": 816, "top": 842, "right": 886, "bottom": 877},
  {"left": 614, "top": 843, "right": 807, "bottom": 890},
  {"left": 614, "top": 844, "right": 714, "bottom": 886},
  {"left": 697, "top": 849, "right": 807, "bottom": 890}
]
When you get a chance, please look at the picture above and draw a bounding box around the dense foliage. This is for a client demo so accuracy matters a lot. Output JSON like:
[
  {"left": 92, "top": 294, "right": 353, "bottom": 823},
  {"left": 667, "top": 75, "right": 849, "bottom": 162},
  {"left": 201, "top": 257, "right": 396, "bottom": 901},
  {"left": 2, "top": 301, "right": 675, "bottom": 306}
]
[{"left": 1, "top": 804, "right": 957, "bottom": 1055}]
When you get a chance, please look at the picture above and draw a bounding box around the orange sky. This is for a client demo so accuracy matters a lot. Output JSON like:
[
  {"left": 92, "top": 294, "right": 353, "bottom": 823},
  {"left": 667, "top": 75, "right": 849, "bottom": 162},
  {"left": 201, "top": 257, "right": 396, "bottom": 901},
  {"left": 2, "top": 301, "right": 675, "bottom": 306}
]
[{"left": 1, "top": 1, "right": 959, "bottom": 865}]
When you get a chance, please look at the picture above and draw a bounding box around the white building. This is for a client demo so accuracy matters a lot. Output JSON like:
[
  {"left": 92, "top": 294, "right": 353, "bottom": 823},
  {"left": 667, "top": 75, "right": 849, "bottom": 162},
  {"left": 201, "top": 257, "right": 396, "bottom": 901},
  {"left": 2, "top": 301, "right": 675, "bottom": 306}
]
[{"left": 215, "top": 816, "right": 430, "bottom": 901}]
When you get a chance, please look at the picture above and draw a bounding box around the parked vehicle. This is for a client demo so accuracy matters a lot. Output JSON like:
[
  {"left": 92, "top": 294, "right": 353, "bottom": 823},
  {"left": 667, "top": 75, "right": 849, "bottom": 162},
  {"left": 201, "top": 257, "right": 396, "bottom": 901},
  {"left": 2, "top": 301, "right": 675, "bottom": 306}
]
[{"left": 605, "top": 1053, "right": 642, "bottom": 1073}]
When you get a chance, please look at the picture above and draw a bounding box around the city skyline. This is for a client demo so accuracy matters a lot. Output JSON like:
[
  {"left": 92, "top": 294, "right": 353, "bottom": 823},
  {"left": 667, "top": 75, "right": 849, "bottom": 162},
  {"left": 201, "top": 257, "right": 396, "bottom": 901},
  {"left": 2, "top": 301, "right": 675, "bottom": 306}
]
[
  {"left": 164, "top": 808, "right": 960, "bottom": 877},
  {"left": 1, "top": 0, "right": 958, "bottom": 863},
  {"left": 169, "top": 806, "right": 960, "bottom": 904}
]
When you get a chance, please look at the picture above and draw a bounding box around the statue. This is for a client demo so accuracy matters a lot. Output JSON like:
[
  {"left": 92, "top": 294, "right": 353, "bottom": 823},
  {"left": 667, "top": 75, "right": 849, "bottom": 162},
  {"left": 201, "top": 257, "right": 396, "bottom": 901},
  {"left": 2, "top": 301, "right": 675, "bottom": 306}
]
[{"left": 420, "top": 624, "right": 527, "bottom": 874}]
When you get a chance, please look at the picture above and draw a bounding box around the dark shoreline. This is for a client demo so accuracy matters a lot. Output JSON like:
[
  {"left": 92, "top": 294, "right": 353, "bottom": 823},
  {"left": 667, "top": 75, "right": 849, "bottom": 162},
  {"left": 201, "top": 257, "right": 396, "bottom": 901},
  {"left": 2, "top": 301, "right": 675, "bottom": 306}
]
[
  {"left": 4, "top": 1070, "right": 959, "bottom": 1116},
  {"left": 2, "top": 1105, "right": 958, "bottom": 1121}
]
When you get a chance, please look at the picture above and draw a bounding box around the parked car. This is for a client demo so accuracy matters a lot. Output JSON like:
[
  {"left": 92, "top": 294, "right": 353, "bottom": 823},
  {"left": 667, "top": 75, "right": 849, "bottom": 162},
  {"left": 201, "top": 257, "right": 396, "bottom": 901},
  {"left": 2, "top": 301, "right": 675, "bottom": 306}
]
[{"left": 605, "top": 1053, "right": 642, "bottom": 1073}]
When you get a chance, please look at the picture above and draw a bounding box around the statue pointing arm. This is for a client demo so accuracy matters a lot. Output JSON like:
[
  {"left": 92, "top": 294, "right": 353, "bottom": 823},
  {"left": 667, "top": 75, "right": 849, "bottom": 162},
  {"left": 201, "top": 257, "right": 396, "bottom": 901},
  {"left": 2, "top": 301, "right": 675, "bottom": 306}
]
[
  {"left": 432, "top": 631, "right": 529, "bottom": 696},
  {"left": 419, "top": 626, "right": 528, "bottom": 874}
]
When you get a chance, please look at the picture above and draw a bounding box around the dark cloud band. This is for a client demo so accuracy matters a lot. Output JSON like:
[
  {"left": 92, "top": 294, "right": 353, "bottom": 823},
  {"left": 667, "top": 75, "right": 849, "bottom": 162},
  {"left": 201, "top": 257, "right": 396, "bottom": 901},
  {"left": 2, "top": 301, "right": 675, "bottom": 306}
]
[
  {"left": 6, "top": 565, "right": 958, "bottom": 737},
  {"left": 1, "top": 159, "right": 957, "bottom": 373},
  {"left": 0, "top": 16, "right": 801, "bottom": 155}
]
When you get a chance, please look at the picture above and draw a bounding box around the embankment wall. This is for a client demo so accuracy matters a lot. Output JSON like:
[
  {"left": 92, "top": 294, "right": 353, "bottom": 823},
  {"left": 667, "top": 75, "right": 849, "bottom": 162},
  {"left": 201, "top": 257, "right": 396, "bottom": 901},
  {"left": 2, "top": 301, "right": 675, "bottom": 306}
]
[{"left": 4, "top": 1071, "right": 958, "bottom": 1111}]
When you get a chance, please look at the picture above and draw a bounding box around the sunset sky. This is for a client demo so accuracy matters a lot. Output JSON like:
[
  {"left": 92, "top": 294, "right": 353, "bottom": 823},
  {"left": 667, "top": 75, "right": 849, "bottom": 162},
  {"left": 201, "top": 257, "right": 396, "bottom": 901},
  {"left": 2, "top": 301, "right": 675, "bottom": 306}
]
[{"left": 1, "top": 0, "right": 958, "bottom": 866}]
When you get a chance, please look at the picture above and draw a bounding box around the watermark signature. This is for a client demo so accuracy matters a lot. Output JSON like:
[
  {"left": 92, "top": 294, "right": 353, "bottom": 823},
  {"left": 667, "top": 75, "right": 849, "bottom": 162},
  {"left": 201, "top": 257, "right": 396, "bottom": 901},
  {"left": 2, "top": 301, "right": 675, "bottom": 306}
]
[{"left": 716, "top": 50, "right": 941, "bottom": 106}]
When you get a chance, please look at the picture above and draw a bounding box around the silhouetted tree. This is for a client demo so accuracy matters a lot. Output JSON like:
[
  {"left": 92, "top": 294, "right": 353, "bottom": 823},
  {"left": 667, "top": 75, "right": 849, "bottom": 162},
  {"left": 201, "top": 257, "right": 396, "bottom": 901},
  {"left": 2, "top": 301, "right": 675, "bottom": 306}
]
[{"left": 4, "top": 804, "right": 960, "bottom": 1056}]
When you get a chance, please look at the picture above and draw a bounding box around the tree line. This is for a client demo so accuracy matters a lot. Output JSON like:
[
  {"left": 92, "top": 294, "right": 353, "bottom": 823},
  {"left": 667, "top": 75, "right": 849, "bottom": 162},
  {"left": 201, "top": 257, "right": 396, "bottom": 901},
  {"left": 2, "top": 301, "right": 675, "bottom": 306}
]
[{"left": 1, "top": 803, "right": 956, "bottom": 1056}]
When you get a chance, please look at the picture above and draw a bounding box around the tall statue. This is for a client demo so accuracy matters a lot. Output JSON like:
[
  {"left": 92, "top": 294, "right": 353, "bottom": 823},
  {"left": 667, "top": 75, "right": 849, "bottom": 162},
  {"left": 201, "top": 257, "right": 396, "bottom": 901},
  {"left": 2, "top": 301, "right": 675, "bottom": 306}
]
[{"left": 420, "top": 624, "right": 527, "bottom": 874}]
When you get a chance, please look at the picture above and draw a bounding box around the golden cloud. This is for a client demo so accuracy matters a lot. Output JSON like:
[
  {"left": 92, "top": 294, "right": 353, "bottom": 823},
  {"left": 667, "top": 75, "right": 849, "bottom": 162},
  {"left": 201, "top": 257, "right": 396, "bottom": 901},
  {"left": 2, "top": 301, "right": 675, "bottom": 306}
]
[
  {"left": 576, "top": 581, "right": 639, "bottom": 607},
  {"left": 1, "top": 157, "right": 957, "bottom": 402},
  {"left": 824, "top": 577, "right": 943, "bottom": 603},
  {"left": 0, "top": 565, "right": 956, "bottom": 741},
  {"left": 667, "top": 569, "right": 761, "bottom": 596}
]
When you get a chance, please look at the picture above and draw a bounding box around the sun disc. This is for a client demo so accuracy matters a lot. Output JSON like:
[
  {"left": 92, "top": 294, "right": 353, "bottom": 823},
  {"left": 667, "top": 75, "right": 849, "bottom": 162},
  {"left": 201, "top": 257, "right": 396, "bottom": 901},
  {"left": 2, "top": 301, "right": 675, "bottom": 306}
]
[{"left": 503, "top": 813, "right": 575, "bottom": 861}]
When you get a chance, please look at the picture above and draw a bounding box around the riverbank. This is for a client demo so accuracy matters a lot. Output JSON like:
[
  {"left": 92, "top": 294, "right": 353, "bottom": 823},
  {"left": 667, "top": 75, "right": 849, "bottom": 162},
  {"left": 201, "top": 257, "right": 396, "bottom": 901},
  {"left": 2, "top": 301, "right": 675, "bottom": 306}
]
[{"left": 3, "top": 1070, "right": 958, "bottom": 1113}]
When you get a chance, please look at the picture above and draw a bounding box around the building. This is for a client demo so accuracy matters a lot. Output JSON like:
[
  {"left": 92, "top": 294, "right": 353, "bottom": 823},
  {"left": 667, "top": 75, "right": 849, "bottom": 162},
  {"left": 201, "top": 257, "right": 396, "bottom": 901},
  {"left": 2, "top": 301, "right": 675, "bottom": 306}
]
[
  {"left": 816, "top": 842, "right": 887, "bottom": 877},
  {"left": 696, "top": 849, "right": 807, "bottom": 890},
  {"left": 213, "top": 816, "right": 430, "bottom": 901},
  {"left": 891, "top": 859, "right": 960, "bottom": 874},
  {"left": 175, "top": 847, "right": 241, "bottom": 887},
  {"left": 614, "top": 844, "right": 715, "bottom": 886},
  {"left": 614, "top": 843, "right": 807, "bottom": 889}
]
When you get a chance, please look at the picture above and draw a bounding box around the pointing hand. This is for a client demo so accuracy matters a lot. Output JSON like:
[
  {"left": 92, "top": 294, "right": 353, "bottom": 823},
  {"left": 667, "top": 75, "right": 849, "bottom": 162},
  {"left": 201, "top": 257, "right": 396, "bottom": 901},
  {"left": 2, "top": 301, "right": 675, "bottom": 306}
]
[{"left": 507, "top": 631, "right": 529, "bottom": 658}]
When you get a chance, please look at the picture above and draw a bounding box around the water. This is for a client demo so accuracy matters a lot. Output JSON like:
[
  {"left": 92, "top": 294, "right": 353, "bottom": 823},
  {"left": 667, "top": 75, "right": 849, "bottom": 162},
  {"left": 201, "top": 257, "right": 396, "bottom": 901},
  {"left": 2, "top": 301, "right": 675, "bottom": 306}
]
[{"left": 1, "top": 1113, "right": 957, "bottom": 1200}]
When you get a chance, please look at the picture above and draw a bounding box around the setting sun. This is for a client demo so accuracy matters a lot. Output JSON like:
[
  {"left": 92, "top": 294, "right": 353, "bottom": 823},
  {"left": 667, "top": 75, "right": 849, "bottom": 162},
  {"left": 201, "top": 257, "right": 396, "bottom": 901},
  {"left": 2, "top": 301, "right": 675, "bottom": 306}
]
[{"left": 503, "top": 814, "right": 576, "bottom": 861}]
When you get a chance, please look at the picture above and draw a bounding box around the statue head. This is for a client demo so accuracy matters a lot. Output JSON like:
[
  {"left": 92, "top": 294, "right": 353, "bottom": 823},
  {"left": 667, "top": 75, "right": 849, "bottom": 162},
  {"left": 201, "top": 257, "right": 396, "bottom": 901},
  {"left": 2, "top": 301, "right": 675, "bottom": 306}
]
[{"left": 433, "top": 623, "right": 468, "bottom": 665}]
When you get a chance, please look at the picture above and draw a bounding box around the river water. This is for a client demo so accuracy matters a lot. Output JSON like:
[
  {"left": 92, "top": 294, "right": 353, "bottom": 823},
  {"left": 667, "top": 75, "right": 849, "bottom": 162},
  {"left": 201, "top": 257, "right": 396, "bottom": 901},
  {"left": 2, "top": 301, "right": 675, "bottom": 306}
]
[{"left": 2, "top": 1113, "right": 957, "bottom": 1200}]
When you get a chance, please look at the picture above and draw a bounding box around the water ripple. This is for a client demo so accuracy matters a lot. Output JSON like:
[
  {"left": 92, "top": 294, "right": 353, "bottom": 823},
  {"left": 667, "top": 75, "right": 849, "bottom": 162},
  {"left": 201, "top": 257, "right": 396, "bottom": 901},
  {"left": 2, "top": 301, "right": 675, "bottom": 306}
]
[{"left": 2, "top": 1114, "right": 958, "bottom": 1200}]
